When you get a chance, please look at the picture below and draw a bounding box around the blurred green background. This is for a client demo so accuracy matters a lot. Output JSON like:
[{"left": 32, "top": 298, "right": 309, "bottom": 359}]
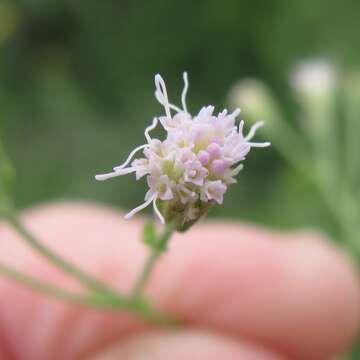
[
  {"left": 0, "top": 0, "right": 359, "bottom": 356},
  {"left": 0, "top": 0, "right": 359, "bottom": 237}
]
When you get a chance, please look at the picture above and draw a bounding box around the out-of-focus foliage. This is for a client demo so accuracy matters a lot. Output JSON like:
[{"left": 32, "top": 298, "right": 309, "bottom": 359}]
[
  {"left": 1, "top": 0, "right": 360, "bottom": 231},
  {"left": 0, "top": 0, "right": 359, "bottom": 356}
]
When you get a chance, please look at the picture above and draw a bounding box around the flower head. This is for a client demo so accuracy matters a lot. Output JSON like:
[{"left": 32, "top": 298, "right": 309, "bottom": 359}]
[{"left": 96, "top": 72, "right": 270, "bottom": 230}]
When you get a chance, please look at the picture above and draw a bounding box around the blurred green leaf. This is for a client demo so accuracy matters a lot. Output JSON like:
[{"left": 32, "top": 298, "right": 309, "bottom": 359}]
[
  {"left": 0, "top": 141, "right": 15, "bottom": 211},
  {"left": 343, "top": 70, "right": 360, "bottom": 188}
]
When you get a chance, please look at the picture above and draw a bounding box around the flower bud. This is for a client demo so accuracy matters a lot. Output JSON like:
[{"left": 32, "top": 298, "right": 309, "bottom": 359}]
[
  {"left": 290, "top": 59, "right": 338, "bottom": 136},
  {"left": 290, "top": 59, "right": 337, "bottom": 102},
  {"left": 227, "top": 77, "right": 309, "bottom": 171},
  {"left": 227, "top": 78, "right": 281, "bottom": 128},
  {"left": 290, "top": 59, "right": 339, "bottom": 188}
]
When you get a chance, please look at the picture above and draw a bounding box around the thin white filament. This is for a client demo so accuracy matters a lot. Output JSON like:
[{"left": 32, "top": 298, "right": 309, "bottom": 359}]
[
  {"left": 181, "top": 72, "right": 189, "bottom": 113},
  {"left": 245, "top": 121, "right": 264, "bottom": 141},
  {"left": 153, "top": 198, "right": 165, "bottom": 224},
  {"left": 249, "top": 141, "right": 271, "bottom": 147},
  {"left": 124, "top": 193, "right": 156, "bottom": 220},
  {"left": 155, "top": 74, "right": 172, "bottom": 118},
  {"left": 95, "top": 167, "right": 137, "bottom": 181},
  {"left": 232, "top": 141, "right": 251, "bottom": 156},
  {"left": 113, "top": 144, "right": 148, "bottom": 171},
  {"left": 233, "top": 163, "right": 244, "bottom": 173},
  {"left": 238, "top": 120, "right": 245, "bottom": 134},
  {"left": 155, "top": 90, "right": 182, "bottom": 113},
  {"left": 145, "top": 118, "right": 158, "bottom": 143},
  {"left": 231, "top": 108, "right": 241, "bottom": 118}
]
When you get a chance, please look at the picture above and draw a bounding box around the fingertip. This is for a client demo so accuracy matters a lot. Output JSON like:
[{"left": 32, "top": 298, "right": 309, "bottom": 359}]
[
  {"left": 149, "top": 223, "right": 360, "bottom": 359},
  {"left": 283, "top": 232, "right": 360, "bottom": 357},
  {"left": 89, "top": 330, "right": 285, "bottom": 360},
  {"left": 0, "top": 203, "right": 358, "bottom": 360}
]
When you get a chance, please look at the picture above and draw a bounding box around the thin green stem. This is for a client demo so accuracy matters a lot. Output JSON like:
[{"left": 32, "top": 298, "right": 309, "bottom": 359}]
[
  {"left": 280, "top": 143, "right": 359, "bottom": 256},
  {"left": 131, "top": 221, "right": 176, "bottom": 298},
  {"left": 0, "top": 261, "right": 92, "bottom": 303},
  {"left": 0, "top": 210, "right": 179, "bottom": 325},
  {"left": 4, "top": 210, "right": 121, "bottom": 298},
  {"left": 0, "top": 260, "right": 177, "bottom": 325}
]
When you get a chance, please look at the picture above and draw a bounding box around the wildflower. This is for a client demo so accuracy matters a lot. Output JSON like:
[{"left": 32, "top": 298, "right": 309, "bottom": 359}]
[{"left": 96, "top": 73, "right": 270, "bottom": 229}]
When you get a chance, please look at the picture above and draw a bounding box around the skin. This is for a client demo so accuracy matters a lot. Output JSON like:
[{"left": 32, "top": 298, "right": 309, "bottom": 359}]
[{"left": 0, "top": 202, "right": 359, "bottom": 360}]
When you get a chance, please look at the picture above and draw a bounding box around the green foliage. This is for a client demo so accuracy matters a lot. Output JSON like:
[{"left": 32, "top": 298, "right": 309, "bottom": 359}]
[
  {"left": 1, "top": 0, "right": 359, "bottom": 231},
  {"left": 0, "top": 0, "right": 359, "bottom": 354},
  {"left": 0, "top": 141, "right": 14, "bottom": 212}
]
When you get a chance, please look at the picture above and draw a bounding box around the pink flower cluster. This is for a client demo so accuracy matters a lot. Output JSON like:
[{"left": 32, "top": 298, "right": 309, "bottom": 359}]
[{"left": 96, "top": 73, "right": 270, "bottom": 225}]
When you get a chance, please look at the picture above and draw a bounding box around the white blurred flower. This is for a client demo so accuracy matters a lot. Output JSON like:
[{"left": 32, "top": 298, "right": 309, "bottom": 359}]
[
  {"left": 227, "top": 79, "right": 280, "bottom": 127},
  {"left": 290, "top": 59, "right": 337, "bottom": 98}
]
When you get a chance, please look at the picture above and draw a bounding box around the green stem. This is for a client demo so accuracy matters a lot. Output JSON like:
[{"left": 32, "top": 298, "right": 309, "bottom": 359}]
[
  {"left": 1, "top": 210, "right": 179, "bottom": 325},
  {"left": 0, "top": 261, "right": 92, "bottom": 303},
  {"left": 131, "top": 221, "right": 175, "bottom": 297},
  {"left": 4, "top": 210, "right": 120, "bottom": 297},
  {"left": 313, "top": 181, "right": 360, "bottom": 255},
  {"left": 0, "top": 260, "right": 177, "bottom": 325},
  {"left": 283, "top": 151, "right": 359, "bottom": 256},
  {"left": 3, "top": 211, "right": 179, "bottom": 324}
]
